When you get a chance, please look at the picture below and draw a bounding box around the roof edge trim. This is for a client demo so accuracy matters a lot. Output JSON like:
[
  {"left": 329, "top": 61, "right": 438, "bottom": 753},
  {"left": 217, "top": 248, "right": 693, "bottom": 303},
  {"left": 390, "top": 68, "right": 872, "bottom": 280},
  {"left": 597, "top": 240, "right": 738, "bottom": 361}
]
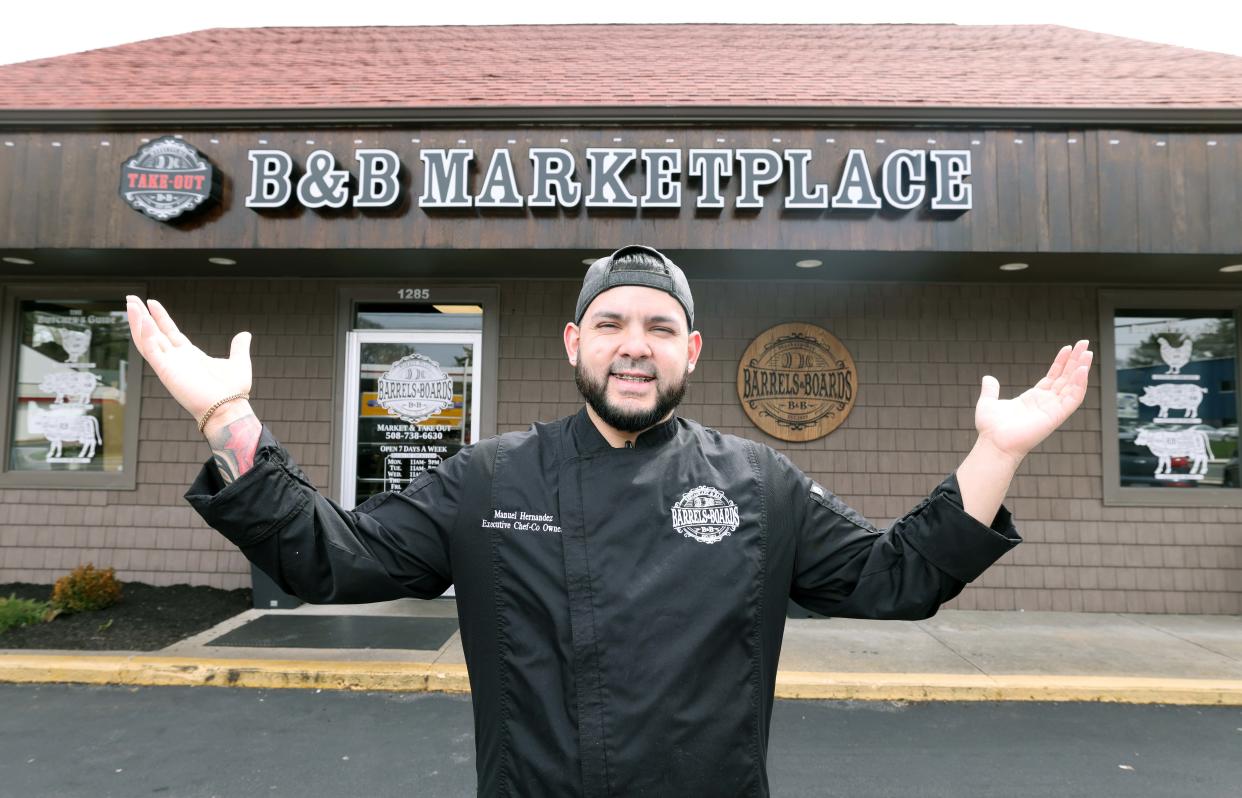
[{"left": 2, "top": 106, "right": 1242, "bottom": 130}]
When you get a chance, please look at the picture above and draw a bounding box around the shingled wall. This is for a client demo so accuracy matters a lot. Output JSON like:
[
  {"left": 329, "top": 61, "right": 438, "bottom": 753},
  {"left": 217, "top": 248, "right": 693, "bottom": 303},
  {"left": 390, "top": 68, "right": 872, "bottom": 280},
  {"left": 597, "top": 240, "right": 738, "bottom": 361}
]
[{"left": 1, "top": 276, "right": 1238, "bottom": 614}]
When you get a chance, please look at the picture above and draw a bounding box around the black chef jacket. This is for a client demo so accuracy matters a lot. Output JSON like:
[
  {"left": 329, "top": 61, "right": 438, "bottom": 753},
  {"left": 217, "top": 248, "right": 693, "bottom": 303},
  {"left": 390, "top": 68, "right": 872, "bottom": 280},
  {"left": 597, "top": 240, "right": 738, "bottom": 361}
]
[{"left": 186, "top": 407, "right": 1021, "bottom": 797}]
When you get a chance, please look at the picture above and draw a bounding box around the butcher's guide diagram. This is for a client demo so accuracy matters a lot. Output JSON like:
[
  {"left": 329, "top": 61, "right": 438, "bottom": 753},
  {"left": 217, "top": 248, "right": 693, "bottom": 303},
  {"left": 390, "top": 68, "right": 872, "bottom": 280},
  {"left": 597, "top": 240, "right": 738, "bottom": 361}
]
[
  {"left": 1137, "top": 334, "right": 1210, "bottom": 481},
  {"left": 27, "top": 323, "right": 101, "bottom": 463}
]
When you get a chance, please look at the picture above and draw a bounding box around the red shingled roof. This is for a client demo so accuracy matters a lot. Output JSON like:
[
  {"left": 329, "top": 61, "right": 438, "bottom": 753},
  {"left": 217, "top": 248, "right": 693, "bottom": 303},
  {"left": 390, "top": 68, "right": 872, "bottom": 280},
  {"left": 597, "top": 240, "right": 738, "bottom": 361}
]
[{"left": 1, "top": 23, "right": 1240, "bottom": 111}]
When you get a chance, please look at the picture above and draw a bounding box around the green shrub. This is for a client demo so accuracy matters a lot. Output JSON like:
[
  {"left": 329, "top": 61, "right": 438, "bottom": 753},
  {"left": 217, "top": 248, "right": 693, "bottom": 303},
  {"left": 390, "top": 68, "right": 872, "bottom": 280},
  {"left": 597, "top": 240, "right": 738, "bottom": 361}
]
[
  {"left": 0, "top": 593, "right": 52, "bottom": 633},
  {"left": 50, "top": 563, "right": 123, "bottom": 614}
]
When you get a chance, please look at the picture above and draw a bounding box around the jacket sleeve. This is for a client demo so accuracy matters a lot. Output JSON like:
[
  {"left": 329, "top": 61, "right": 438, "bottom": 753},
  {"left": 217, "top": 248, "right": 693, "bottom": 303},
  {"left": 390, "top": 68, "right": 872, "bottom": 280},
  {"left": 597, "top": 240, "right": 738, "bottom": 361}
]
[
  {"left": 184, "top": 425, "right": 473, "bottom": 604},
  {"left": 776, "top": 449, "right": 1021, "bottom": 620}
]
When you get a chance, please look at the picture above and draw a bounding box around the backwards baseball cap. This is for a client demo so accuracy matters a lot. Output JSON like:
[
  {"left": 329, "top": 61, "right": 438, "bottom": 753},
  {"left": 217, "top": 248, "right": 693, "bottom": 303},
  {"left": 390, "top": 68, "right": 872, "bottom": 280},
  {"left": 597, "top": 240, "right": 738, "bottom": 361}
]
[{"left": 574, "top": 244, "right": 695, "bottom": 329}]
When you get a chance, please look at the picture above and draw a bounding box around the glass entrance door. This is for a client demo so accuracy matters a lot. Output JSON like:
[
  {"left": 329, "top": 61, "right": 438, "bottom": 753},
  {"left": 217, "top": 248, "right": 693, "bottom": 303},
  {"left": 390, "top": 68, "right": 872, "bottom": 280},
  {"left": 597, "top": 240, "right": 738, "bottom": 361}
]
[{"left": 340, "top": 330, "right": 482, "bottom": 510}]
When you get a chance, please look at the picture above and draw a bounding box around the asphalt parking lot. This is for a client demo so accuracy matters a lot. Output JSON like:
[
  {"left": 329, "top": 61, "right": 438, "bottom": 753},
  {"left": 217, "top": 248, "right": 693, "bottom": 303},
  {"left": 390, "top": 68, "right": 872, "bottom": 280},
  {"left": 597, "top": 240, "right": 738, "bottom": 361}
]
[{"left": 3, "top": 683, "right": 1240, "bottom": 797}]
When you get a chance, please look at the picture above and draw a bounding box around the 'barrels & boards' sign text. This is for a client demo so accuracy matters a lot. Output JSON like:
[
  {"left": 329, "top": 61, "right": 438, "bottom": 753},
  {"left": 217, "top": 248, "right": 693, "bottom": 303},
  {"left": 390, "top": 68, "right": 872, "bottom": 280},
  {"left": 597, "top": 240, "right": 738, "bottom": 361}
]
[{"left": 737, "top": 323, "right": 858, "bottom": 442}]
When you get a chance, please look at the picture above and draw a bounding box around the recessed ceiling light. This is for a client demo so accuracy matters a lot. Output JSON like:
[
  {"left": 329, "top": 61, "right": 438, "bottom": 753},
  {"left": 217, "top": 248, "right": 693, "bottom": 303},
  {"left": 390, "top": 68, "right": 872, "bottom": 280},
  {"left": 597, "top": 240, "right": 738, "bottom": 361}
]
[
  {"left": 581, "top": 257, "right": 598, "bottom": 265},
  {"left": 1219, "top": 263, "right": 1242, "bottom": 273},
  {"left": 999, "top": 262, "right": 1029, "bottom": 272},
  {"left": 795, "top": 259, "right": 823, "bottom": 269},
  {"left": 2, "top": 256, "right": 34, "bottom": 265},
  {"left": 207, "top": 257, "right": 237, "bottom": 266}
]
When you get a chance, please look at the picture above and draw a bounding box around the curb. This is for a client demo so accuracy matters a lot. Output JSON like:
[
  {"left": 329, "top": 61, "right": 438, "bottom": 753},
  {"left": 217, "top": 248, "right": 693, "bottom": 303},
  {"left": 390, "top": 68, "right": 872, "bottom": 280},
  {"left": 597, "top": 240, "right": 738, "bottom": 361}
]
[
  {"left": 3, "top": 655, "right": 1242, "bottom": 704},
  {"left": 0, "top": 655, "right": 471, "bottom": 694},
  {"left": 774, "top": 670, "right": 1242, "bottom": 705}
]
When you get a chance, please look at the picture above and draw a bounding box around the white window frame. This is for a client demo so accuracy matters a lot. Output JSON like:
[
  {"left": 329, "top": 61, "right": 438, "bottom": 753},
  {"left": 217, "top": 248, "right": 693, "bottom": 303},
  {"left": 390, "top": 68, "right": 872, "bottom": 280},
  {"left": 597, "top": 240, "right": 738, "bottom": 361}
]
[{"left": 339, "top": 329, "right": 483, "bottom": 509}]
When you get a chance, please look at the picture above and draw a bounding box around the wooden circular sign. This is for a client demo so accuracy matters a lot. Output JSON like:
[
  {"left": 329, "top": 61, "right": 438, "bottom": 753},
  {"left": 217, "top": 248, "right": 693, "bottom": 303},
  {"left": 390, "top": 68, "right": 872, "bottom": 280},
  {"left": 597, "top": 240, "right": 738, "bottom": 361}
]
[{"left": 736, "top": 323, "right": 857, "bottom": 442}]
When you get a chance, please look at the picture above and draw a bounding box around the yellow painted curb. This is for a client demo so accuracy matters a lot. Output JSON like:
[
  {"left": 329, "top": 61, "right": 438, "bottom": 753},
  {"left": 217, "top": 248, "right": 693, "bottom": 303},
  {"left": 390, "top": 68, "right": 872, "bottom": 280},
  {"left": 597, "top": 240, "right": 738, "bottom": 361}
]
[
  {"left": 775, "top": 670, "right": 1242, "bottom": 705},
  {"left": 0, "top": 655, "right": 470, "bottom": 694},
  {"left": 3, "top": 656, "right": 1242, "bottom": 705}
]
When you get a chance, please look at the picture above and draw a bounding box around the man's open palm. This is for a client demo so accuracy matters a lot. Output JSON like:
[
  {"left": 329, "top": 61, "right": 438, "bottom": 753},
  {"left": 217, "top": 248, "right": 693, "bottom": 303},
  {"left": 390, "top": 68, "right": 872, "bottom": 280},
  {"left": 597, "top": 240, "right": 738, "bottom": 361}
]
[
  {"left": 975, "top": 339, "right": 1092, "bottom": 460},
  {"left": 125, "top": 296, "right": 252, "bottom": 419}
]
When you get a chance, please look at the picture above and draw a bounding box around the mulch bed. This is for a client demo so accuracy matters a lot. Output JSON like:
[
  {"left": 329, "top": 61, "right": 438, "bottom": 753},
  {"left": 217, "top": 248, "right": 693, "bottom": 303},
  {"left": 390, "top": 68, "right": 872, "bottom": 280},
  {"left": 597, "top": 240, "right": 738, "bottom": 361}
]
[{"left": 0, "top": 582, "right": 251, "bottom": 652}]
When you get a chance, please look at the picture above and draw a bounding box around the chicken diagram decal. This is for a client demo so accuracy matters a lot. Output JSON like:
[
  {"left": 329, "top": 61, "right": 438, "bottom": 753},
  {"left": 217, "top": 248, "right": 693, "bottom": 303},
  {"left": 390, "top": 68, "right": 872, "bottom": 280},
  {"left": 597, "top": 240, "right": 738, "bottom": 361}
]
[
  {"left": 33, "top": 324, "right": 93, "bottom": 367},
  {"left": 1136, "top": 334, "right": 1209, "bottom": 481},
  {"left": 1153, "top": 337, "right": 1194, "bottom": 379}
]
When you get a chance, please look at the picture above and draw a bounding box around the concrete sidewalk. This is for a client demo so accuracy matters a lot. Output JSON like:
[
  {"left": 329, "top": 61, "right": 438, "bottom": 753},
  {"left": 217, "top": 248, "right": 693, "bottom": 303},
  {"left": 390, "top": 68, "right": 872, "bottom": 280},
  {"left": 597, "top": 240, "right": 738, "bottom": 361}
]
[{"left": 3, "top": 600, "right": 1242, "bottom": 704}]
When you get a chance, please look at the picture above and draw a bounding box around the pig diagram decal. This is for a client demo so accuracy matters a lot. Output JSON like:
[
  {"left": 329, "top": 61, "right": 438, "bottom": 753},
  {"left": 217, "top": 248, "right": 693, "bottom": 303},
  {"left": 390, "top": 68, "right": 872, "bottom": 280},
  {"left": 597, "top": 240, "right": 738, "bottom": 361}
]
[
  {"left": 1139, "top": 383, "right": 1207, "bottom": 421},
  {"left": 39, "top": 370, "right": 100, "bottom": 406}
]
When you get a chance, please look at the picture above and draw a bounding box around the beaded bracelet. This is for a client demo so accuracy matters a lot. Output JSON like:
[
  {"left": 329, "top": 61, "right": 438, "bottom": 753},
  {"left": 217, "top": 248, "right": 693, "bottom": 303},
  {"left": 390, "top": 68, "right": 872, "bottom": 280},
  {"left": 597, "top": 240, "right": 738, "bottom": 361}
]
[{"left": 197, "top": 393, "right": 251, "bottom": 434}]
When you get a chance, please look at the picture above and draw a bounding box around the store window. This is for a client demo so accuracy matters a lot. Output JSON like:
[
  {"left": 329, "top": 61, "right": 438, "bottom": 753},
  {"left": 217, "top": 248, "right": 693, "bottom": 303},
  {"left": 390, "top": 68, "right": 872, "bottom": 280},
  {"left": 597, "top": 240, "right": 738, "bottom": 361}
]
[
  {"left": 0, "top": 289, "right": 143, "bottom": 489},
  {"left": 1101, "top": 291, "right": 1242, "bottom": 506}
]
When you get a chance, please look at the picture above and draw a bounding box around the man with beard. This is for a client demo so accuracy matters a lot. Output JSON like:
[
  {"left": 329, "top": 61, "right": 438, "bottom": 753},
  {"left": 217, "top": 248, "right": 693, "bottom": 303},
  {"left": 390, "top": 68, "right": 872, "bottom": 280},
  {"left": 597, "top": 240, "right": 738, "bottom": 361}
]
[
  {"left": 125, "top": 244, "right": 1091, "bottom": 797},
  {"left": 566, "top": 246, "right": 700, "bottom": 446}
]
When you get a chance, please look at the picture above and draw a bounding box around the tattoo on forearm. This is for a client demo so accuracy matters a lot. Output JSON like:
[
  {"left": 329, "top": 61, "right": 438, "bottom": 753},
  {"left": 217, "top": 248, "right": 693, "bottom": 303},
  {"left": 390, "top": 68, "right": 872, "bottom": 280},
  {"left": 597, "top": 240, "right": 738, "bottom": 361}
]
[{"left": 206, "top": 414, "right": 261, "bottom": 485}]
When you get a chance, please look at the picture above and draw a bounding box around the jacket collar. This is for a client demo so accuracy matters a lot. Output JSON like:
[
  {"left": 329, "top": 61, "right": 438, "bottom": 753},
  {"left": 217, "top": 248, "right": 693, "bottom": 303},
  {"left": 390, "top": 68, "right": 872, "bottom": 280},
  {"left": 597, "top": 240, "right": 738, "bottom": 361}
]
[{"left": 569, "top": 405, "right": 681, "bottom": 454}]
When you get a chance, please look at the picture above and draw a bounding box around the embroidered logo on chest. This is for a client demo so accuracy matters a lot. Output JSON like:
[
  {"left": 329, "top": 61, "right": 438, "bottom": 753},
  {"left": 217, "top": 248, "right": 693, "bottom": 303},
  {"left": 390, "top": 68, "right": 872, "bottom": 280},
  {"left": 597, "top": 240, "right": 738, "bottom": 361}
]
[{"left": 670, "top": 486, "right": 741, "bottom": 544}]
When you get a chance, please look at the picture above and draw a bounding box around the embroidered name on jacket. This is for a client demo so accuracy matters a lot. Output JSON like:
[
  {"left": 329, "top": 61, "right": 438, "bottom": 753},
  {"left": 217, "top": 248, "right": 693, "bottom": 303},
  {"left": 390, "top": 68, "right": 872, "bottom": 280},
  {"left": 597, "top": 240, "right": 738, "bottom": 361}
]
[
  {"left": 670, "top": 486, "right": 741, "bottom": 544},
  {"left": 482, "top": 508, "right": 562, "bottom": 533}
]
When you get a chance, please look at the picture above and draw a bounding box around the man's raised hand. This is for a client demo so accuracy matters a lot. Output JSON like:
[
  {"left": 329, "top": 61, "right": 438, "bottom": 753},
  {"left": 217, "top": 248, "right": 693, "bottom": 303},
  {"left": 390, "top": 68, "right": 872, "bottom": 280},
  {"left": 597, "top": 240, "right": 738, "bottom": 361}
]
[
  {"left": 124, "top": 296, "right": 252, "bottom": 421},
  {"left": 953, "top": 340, "right": 1091, "bottom": 526},
  {"left": 974, "top": 339, "right": 1093, "bottom": 462}
]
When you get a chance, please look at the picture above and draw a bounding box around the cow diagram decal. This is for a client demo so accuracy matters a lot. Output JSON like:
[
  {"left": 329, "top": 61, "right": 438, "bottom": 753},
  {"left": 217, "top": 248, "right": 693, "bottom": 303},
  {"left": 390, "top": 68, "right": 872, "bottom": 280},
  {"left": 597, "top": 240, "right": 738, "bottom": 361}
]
[
  {"left": 27, "top": 404, "right": 102, "bottom": 461},
  {"left": 27, "top": 323, "right": 101, "bottom": 463},
  {"left": 1136, "top": 427, "right": 1212, "bottom": 480}
]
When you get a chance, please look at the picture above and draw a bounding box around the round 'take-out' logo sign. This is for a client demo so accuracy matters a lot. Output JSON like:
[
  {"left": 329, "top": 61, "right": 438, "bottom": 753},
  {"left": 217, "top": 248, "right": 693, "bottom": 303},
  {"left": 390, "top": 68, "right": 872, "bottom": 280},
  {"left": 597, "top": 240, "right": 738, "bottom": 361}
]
[
  {"left": 737, "top": 323, "right": 857, "bottom": 442},
  {"left": 119, "top": 137, "right": 215, "bottom": 222},
  {"left": 377, "top": 353, "right": 454, "bottom": 424}
]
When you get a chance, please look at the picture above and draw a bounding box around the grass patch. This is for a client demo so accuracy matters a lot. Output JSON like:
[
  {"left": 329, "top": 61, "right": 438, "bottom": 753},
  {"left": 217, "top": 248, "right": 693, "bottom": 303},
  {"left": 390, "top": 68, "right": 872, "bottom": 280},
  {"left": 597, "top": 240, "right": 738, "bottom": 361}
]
[{"left": 0, "top": 593, "right": 52, "bottom": 634}]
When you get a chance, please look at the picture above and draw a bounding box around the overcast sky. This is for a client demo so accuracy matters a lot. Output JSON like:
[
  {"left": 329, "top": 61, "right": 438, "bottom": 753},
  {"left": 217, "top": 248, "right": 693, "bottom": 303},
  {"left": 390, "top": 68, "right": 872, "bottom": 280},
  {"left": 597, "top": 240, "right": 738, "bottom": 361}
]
[{"left": 2, "top": 0, "right": 1240, "bottom": 65}]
